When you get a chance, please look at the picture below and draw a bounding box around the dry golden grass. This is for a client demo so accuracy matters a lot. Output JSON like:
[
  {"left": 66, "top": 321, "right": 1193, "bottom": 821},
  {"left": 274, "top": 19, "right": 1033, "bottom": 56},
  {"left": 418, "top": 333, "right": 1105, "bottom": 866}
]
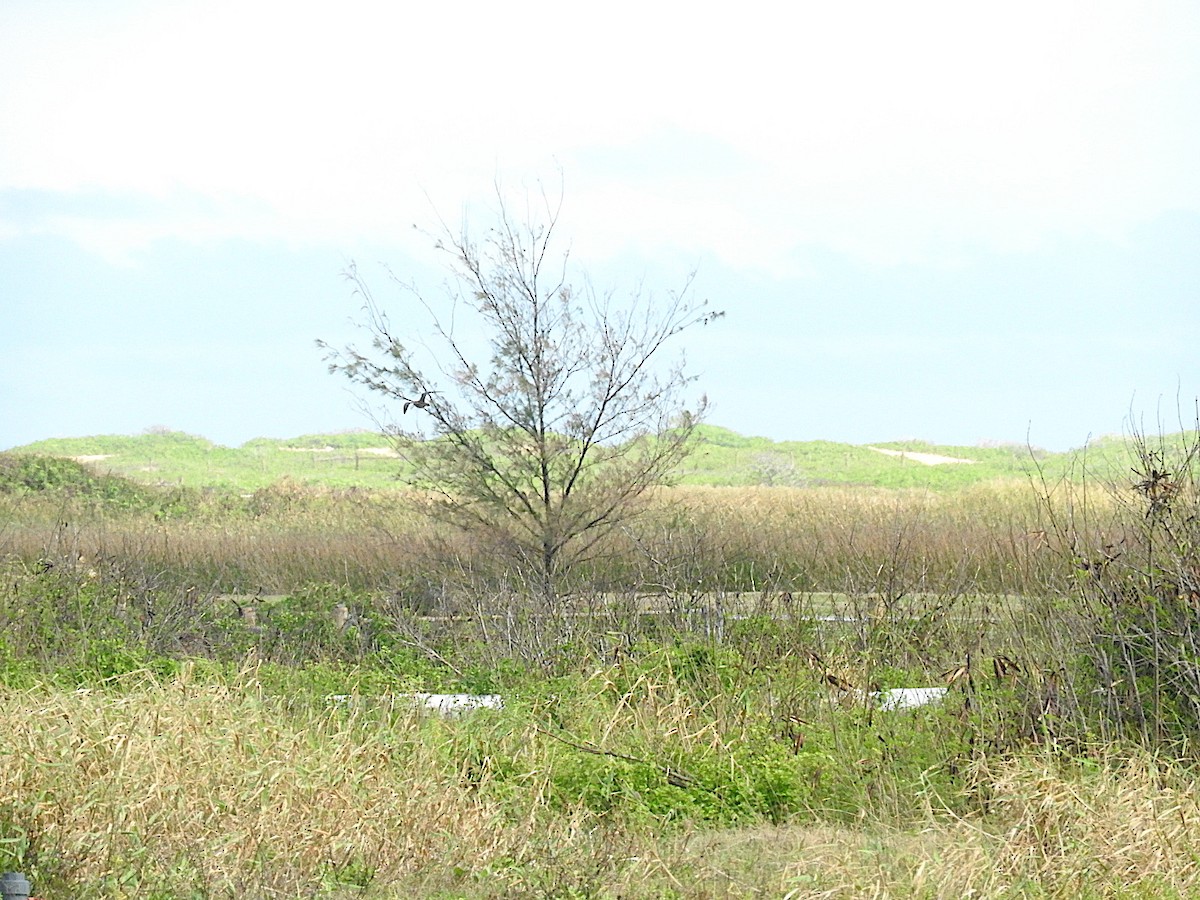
[
  {"left": 0, "top": 667, "right": 535, "bottom": 896},
  {"left": 975, "top": 752, "right": 1200, "bottom": 896},
  {"left": 7, "top": 666, "right": 1200, "bottom": 898}
]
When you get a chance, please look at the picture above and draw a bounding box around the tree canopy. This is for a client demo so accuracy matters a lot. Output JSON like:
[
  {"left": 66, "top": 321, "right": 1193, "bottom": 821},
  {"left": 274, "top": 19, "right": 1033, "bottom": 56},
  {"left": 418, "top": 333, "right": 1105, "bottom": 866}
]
[{"left": 320, "top": 187, "right": 721, "bottom": 602}]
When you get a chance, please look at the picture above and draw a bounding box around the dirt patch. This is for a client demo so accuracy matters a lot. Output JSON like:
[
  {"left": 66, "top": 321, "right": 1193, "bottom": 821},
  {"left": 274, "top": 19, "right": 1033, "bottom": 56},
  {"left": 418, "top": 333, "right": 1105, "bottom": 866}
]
[
  {"left": 867, "top": 447, "right": 976, "bottom": 466},
  {"left": 70, "top": 454, "right": 114, "bottom": 463}
]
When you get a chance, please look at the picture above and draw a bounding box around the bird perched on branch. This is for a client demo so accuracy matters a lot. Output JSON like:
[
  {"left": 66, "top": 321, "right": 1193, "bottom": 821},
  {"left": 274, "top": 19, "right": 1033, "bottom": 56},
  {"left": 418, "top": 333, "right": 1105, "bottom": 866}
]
[{"left": 403, "top": 391, "right": 439, "bottom": 414}]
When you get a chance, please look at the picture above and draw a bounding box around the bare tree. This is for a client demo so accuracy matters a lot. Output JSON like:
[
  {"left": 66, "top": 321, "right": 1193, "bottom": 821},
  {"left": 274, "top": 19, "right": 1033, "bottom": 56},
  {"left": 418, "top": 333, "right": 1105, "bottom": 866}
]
[{"left": 319, "top": 186, "right": 722, "bottom": 605}]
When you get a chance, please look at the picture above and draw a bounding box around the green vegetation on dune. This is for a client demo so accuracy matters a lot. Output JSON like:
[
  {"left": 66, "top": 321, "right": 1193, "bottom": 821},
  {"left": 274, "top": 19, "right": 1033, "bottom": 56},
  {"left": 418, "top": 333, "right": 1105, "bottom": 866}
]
[
  {"left": 6, "top": 423, "right": 1157, "bottom": 492},
  {"left": 15, "top": 430, "right": 412, "bottom": 490},
  {"left": 0, "top": 452, "right": 170, "bottom": 512},
  {"left": 680, "top": 430, "right": 1031, "bottom": 488},
  {"left": 244, "top": 429, "right": 399, "bottom": 451}
]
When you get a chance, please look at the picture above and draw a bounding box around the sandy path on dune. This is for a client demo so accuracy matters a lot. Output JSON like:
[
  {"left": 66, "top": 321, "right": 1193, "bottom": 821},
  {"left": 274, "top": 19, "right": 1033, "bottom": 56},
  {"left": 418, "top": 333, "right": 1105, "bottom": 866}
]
[{"left": 867, "top": 447, "right": 976, "bottom": 466}]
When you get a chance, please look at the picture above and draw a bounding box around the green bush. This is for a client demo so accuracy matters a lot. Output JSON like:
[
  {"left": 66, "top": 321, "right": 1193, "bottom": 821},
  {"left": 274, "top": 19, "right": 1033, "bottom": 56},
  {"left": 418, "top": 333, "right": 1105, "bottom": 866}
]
[{"left": 0, "top": 453, "right": 155, "bottom": 509}]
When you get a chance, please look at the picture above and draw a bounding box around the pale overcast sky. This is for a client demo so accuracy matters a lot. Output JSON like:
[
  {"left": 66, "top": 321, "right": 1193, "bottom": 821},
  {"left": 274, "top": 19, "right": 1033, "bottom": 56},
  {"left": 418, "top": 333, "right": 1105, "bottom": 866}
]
[{"left": 3, "top": 0, "right": 1198, "bottom": 451}]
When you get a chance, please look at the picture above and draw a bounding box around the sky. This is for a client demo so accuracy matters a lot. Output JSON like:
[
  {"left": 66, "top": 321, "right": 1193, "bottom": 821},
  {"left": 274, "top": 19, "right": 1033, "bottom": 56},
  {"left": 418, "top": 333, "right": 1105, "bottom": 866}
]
[{"left": 2, "top": 0, "right": 1198, "bottom": 452}]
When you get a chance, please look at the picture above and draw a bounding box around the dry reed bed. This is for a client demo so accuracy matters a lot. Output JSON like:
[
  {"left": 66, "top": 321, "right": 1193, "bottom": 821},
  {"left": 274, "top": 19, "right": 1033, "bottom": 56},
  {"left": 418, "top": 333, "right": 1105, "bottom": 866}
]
[{"left": 2, "top": 481, "right": 1085, "bottom": 596}]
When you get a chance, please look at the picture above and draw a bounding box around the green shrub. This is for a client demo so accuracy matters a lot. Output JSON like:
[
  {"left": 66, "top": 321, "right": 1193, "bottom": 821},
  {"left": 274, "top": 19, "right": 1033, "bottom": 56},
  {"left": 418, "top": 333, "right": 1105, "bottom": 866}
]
[{"left": 0, "top": 453, "right": 164, "bottom": 511}]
